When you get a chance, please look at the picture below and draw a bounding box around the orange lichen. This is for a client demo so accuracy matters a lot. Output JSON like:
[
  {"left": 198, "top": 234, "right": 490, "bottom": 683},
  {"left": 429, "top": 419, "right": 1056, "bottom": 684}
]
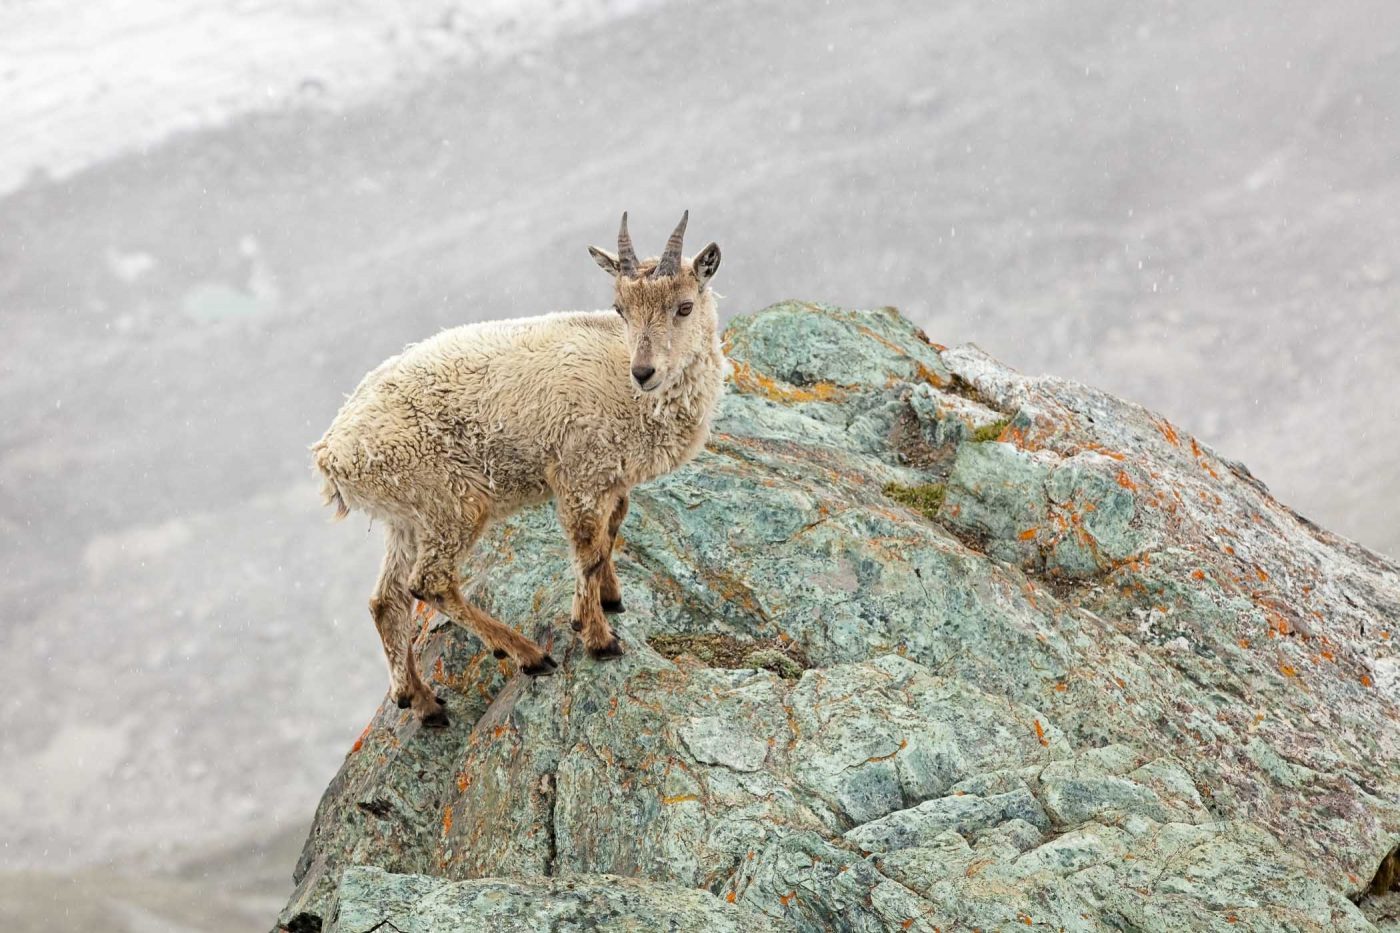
[
  {"left": 1255, "top": 567, "right": 1269, "bottom": 582},
  {"left": 661, "top": 794, "right": 699, "bottom": 805},
  {"left": 1280, "top": 663, "right": 1297, "bottom": 678},
  {"left": 1361, "top": 674, "right": 1373, "bottom": 687},
  {"left": 1018, "top": 527, "right": 1039, "bottom": 541},
  {"left": 1033, "top": 719, "right": 1049, "bottom": 747},
  {"left": 965, "top": 859, "right": 993, "bottom": 878},
  {"left": 1081, "top": 442, "right": 1127, "bottom": 461},
  {"left": 442, "top": 805, "right": 453, "bottom": 834},
  {"left": 1154, "top": 418, "right": 1181, "bottom": 447},
  {"left": 1238, "top": 638, "right": 1250, "bottom": 649},
  {"left": 728, "top": 359, "right": 845, "bottom": 403},
  {"left": 914, "top": 362, "right": 947, "bottom": 388},
  {"left": 1191, "top": 570, "right": 1206, "bottom": 581},
  {"left": 1115, "top": 471, "right": 1139, "bottom": 491},
  {"left": 726, "top": 892, "right": 737, "bottom": 904},
  {"left": 350, "top": 719, "right": 373, "bottom": 754},
  {"left": 779, "top": 891, "right": 798, "bottom": 908},
  {"left": 456, "top": 771, "right": 472, "bottom": 792},
  {"left": 1054, "top": 682, "right": 1068, "bottom": 692},
  {"left": 902, "top": 920, "right": 915, "bottom": 930}
]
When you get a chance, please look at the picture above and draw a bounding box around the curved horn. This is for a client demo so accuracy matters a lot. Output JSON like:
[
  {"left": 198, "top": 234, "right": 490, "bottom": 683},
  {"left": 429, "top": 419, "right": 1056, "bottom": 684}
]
[
  {"left": 654, "top": 210, "right": 689, "bottom": 277},
  {"left": 617, "top": 211, "right": 639, "bottom": 277}
]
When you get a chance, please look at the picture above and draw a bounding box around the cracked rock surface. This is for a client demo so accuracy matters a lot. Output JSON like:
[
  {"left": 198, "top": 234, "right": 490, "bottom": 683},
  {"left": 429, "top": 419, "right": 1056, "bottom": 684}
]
[{"left": 278, "top": 302, "right": 1400, "bottom": 932}]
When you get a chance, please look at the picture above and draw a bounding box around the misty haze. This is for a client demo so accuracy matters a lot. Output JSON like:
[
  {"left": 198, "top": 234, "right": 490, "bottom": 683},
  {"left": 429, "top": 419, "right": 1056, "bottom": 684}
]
[{"left": 2, "top": 1, "right": 1398, "bottom": 930}]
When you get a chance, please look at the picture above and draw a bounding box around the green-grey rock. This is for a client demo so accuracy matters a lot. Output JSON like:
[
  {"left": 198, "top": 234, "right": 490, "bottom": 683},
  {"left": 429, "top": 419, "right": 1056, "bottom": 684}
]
[
  {"left": 278, "top": 302, "right": 1400, "bottom": 933},
  {"left": 327, "top": 866, "right": 775, "bottom": 932}
]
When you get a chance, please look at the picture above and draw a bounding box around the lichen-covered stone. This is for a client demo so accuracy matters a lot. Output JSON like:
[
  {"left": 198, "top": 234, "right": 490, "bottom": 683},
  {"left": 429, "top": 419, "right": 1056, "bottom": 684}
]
[
  {"left": 723, "top": 300, "right": 951, "bottom": 391},
  {"left": 326, "top": 866, "right": 775, "bottom": 932},
  {"left": 279, "top": 302, "right": 1400, "bottom": 933},
  {"left": 843, "top": 785, "right": 1049, "bottom": 853}
]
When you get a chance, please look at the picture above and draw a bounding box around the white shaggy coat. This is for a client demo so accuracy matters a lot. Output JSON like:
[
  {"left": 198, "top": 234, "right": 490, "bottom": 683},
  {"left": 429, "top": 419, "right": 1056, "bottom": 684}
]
[{"left": 314, "top": 306, "right": 723, "bottom": 525}]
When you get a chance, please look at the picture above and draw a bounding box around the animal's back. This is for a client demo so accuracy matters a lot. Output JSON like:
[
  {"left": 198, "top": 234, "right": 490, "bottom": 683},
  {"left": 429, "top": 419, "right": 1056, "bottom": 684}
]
[{"left": 313, "top": 310, "right": 626, "bottom": 518}]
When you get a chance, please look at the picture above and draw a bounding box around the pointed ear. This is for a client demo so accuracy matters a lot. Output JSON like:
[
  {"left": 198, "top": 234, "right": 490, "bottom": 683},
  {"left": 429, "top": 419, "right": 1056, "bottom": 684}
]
[
  {"left": 588, "top": 246, "right": 620, "bottom": 276},
  {"left": 692, "top": 242, "right": 721, "bottom": 286}
]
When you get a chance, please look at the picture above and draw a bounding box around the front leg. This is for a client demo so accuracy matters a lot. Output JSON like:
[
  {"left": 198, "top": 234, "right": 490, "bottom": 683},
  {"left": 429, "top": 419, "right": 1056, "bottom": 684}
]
[
  {"left": 599, "top": 493, "right": 628, "bottom": 614},
  {"left": 557, "top": 490, "right": 625, "bottom": 660}
]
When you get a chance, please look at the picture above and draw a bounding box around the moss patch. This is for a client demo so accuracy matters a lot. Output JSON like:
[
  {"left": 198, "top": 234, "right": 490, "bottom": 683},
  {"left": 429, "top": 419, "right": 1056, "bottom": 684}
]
[
  {"left": 970, "top": 418, "right": 1011, "bottom": 443},
  {"left": 647, "top": 633, "right": 811, "bottom": 680},
  {"left": 883, "top": 481, "right": 946, "bottom": 521}
]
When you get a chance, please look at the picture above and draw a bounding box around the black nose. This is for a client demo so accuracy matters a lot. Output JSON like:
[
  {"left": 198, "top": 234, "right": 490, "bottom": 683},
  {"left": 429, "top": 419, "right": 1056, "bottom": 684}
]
[{"left": 631, "top": 365, "right": 656, "bottom": 386}]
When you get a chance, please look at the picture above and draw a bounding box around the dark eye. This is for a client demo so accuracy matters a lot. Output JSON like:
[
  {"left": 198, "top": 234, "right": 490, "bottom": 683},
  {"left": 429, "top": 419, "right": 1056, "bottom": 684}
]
[
  {"left": 614, "top": 303, "right": 624, "bottom": 316},
  {"left": 676, "top": 301, "right": 694, "bottom": 317}
]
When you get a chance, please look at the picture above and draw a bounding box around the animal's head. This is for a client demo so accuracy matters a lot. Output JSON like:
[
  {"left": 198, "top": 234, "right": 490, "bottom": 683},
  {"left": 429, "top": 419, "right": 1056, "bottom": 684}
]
[{"left": 588, "top": 211, "right": 722, "bottom": 393}]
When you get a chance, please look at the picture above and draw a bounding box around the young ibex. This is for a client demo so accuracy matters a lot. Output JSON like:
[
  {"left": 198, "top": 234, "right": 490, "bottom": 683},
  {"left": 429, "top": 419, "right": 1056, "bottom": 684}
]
[{"left": 312, "top": 212, "right": 724, "bottom": 726}]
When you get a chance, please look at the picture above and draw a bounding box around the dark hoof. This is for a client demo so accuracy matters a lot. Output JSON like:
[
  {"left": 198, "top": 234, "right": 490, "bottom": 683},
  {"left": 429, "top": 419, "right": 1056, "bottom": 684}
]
[
  {"left": 521, "top": 655, "right": 559, "bottom": 677},
  {"left": 421, "top": 709, "right": 450, "bottom": 729},
  {"left": 395, "top": 695, "right": 412, "bottom": 709},
  {"left": 588, "top": 636, "right": 625, "bottom": 661},
  {"left": 493, "top": 648, "right": 509, "bottom": 659},
  {"left": 601, "top": 598, "right": 625, "bottom": 615},
  {"left": 570, "top": 618, "right": 583, "bottom": 632}
]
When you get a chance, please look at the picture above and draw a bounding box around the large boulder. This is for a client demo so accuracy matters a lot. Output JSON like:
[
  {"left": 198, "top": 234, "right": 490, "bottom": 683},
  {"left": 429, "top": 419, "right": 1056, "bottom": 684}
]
[{"left": 278, "top": 301, "right": 1400, "bottom": 932}]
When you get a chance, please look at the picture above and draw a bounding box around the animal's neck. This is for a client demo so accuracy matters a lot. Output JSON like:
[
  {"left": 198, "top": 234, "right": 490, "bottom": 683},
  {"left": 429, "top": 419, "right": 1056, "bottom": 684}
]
[{"left": 646, "top": 326, "right": 725, "bottom": 425}]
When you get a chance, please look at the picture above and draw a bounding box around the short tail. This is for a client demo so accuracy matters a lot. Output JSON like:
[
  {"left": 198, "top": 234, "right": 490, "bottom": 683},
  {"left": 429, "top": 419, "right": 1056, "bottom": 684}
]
[
  {"left": 325, "top": 483, "right": 350, "bottom": 521},
  {"left": 311, "top": 440, "right": 351, "bottom": 521}
]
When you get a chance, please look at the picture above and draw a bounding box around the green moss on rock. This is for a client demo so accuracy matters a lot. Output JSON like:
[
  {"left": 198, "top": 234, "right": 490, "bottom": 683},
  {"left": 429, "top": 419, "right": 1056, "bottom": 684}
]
[
  {"left": 970, "top": 418, "right": 1011, "bottom": 443},
  {"left": 883, "top": 481, "right": 946, "bottom": 520}
]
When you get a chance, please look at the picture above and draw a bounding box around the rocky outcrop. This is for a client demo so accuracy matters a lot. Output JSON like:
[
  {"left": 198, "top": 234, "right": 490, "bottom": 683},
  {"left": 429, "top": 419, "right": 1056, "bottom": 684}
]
[
  {"left": 325, "top": 867, "right": 774, "bottom": 932},
  {"left": 278, "top": 302, "right": 1400, "bottom": 932}
]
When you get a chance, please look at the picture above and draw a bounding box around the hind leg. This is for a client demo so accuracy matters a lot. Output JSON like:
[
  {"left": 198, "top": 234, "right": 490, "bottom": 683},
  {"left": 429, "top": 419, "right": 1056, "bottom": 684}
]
[
  {"left": 408, "top": 509, "right": 557, "bottom": 677},
  {"left": 370, "top": 525, "right": 447, "bottom": 726}
]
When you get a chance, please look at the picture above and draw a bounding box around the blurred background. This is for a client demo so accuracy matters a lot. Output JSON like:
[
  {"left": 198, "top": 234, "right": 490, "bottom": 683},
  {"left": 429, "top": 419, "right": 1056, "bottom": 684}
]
[{"left": 2, "top": 1, "right": 1398, "bottom": 929}]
